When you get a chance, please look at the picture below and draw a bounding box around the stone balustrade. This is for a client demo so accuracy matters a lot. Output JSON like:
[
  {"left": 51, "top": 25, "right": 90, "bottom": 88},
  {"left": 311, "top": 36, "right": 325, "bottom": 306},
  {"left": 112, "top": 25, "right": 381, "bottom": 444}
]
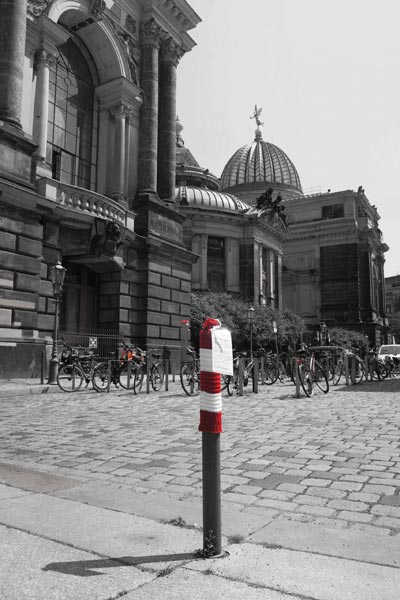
[{"left": 37, "top": 178, "right": 135, "bottom": 231}]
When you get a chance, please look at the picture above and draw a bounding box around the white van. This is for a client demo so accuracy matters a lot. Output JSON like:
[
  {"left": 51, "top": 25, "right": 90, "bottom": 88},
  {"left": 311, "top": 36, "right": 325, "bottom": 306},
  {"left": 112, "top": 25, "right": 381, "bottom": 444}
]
[{"left": 377, "top": 344, "right": 400, "bottom": 363}]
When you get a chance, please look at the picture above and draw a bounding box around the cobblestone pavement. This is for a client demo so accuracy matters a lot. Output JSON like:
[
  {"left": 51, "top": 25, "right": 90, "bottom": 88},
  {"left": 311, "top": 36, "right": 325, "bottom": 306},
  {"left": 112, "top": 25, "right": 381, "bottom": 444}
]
[{"left": 1, "top": 377, "right": 400, "bottom": 538}]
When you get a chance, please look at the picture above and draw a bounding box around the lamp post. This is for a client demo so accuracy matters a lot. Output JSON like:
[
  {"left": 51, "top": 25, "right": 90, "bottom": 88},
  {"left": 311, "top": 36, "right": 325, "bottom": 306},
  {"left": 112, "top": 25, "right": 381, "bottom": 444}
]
[
  {"left": 320, "top": 321, "right": 328, "bottom": 346},
  {"left": 272, "top": 319, "right": 278, "bottom": 355},
  {"left": 248, "top": 307, "right": 255, "bottom": 359},
  {"left": 47, "top": 259, "right": 66, "bottom": 384}
]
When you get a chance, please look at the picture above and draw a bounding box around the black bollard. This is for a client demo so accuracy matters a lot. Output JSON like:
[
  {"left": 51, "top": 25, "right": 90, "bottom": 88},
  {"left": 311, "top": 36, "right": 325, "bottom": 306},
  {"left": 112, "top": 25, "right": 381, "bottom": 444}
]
[{"left": 202, "top": 432, "right": 222, "bottom": 556}]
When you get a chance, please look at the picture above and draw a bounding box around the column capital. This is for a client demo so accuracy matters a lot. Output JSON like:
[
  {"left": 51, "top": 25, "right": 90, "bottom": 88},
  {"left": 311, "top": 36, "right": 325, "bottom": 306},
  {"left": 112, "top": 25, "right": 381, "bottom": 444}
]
[
  {"left": 109, "top": 102, "right": 133, "bottom": 119},
  {"left": 33, "top": 47, "right": 55, "bottom": 70},
  {"left": 160, "top": 36, "right": 184, "bottom": 67},
  {"left": 27, "top": 0, "right": 49, "bottom": 19},
  {"left": 142, "top": 18, "right": 162, "bottom": 48}
]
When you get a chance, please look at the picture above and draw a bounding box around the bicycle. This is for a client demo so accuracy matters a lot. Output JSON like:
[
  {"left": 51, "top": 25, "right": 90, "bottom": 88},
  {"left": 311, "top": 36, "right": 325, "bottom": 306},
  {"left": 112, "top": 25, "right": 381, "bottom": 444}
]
[
  {"left": 132, "top": 348, "right": 165, "bottom": 394},
  {"left": 332, "top": 348, "right": 386, "bottom": 385},
  {"left": 296, "top": 347, "right": 329, "bottom": 397},
  {"left": 180, "top": 347, "right": 200, "bottom": 396},
  {"left": 226, "top": 351, "right": 256, "bottom": 395},
  {"left": 92, "top": 341, "right": 143, "bottom": 392},
  {"left": 57, "top": 342, "right": 99, "bottom": 392},
  {"left": 258, "top": 350, "right": 279, "bottom": 385}
]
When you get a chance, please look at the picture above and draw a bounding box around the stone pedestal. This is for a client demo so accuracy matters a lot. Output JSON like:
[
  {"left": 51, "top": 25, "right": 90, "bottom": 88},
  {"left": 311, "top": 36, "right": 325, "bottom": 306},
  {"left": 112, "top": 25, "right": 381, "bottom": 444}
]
[{"left": 0, "top": 124, "right": 36, "bottom": 186}]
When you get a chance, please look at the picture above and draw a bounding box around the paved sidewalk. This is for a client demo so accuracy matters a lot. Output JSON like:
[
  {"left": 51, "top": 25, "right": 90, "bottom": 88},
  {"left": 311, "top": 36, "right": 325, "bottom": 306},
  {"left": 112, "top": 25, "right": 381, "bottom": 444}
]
[{"left": 0, "top": 376, "right": 400, "bottom": 598}]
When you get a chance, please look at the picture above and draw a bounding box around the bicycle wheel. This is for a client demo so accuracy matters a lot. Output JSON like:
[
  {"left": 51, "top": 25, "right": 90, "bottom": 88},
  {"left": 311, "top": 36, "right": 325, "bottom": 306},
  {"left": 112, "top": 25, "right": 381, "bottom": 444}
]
[
  {"left": 150, "top": 363, "right": 164, "bottom": 391},
  {"left": 277, "top": 360, "right": 287, "bottom": 383},
  {"left": 118, "top": 361, "right": 136, "bottom": 389},
  {"left": 57, "top": 364, "right": 84, "bottom": 392},
  {"left": 315, "top": 363, "right": 329, "bottom": 393},
  {"left": 180, "top": 362, "right": 199, "bottom": 396},
  {"left": 372, "top": 362, "right": 387, "bottom": 380},
  {"left": 221, "top": 374, "right": 229, "bottom": 391},
  {"left": 133, "top": 364, "right": 145, "bottom": 394},
  {"left": 299, "top": 364, "right": 314, "bottom": 397},
  {"left": 350, "top": 357, "right": 366, "bottom": 385},
  {"left": 92, "top": 362, "right": 110, "bottom": 392},
  {"left": 262, "top": 361, "right": 279, "bottom": 385},
  {"left": 332, "top": 361, "right": 343, "bottom": 386},
  {"left": 226, "top": 373, "right": 235, "bottom": 396}
]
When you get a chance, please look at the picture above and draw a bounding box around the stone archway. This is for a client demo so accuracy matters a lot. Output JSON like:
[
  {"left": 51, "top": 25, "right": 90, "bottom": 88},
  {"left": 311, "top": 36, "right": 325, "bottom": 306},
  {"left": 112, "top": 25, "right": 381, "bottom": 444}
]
[{"left": 46, "top": 0, "right": 130, "bottom": 84}]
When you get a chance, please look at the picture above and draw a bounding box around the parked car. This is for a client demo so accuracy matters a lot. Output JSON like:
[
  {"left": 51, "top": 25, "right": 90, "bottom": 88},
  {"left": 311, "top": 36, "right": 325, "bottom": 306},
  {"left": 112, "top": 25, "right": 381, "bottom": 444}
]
[{"left": 377, "top": 344, "right": 400, "bottom": 363}]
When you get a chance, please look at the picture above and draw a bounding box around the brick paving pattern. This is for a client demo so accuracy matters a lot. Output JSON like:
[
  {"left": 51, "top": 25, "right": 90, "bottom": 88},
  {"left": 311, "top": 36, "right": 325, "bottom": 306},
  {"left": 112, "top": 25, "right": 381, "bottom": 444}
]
[{"left": 1, "top": 377, "right": 400, "bottom": 536}]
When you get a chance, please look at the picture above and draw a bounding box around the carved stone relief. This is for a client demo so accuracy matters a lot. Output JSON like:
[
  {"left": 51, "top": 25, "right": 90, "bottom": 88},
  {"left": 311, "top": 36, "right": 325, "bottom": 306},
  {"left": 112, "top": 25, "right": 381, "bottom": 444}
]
[{"left": 27, "top": 0, "right": 49, "bottom": 18}]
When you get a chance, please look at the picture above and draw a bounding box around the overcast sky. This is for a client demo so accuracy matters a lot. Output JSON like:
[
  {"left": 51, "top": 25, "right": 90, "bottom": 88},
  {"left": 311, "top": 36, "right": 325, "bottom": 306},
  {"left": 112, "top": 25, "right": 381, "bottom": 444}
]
[{"left": 176, "top": 0, "right": 400, "bottom": 277}]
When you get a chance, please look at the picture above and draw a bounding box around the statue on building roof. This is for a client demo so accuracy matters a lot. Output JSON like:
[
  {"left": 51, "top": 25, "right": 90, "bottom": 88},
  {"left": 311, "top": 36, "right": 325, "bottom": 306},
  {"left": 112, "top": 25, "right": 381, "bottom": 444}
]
[
  {"left": 250, "top": 104, "right": 264, "bottom": 128},
  {"left": 255, "top": 188, "right": 289, "bottom": 230},
  {"left": 256, "top": 187, "right": 273, "bottom": 210},
  {"left": 176, "top": 115, "right": 185, "bottom": 147}
]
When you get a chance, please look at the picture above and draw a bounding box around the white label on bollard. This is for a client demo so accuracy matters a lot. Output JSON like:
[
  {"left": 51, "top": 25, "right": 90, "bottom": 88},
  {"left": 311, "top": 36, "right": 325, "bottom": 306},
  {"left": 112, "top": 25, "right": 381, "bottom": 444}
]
[{"left": 211, "top": 328, "right": 233, "bottom": 375}]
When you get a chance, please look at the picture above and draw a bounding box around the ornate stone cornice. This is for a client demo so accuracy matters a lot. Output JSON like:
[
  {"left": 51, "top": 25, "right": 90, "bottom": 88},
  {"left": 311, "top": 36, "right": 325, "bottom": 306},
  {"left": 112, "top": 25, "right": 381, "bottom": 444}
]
[
  {"left": 161, "top": 0, "right": 191, "bottom": 29},
  {"left": 27, "top": 0, "right": 49, "bottom": 18},
  {"left": 160, "top": 36, "right": 184, "bottom": 66},
  {"left": 142, "top": 18, "right": 162, "bottom": 48}
]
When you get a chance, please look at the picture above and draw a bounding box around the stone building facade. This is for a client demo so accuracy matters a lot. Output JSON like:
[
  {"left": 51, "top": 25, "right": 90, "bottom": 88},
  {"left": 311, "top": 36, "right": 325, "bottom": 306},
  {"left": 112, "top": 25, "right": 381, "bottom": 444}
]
[
  {"left": 282, "top": 188, "right": 389, "bottom": 345},
  {"left": 174, "top": 112, "right": 389, "bottom": 347},
  {"left": 0, "top": 0, "right": 200, "bottom": 377},
  {"left": 175, "top": 122, "right": 289, "bottom": 308},
  {"left": 386, "top": 275, "right": 400, "bottom": 316}
]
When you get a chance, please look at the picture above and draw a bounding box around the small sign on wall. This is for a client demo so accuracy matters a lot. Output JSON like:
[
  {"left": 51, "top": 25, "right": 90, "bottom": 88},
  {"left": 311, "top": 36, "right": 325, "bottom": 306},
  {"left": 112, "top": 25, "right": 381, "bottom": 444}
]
[{"left": 88, "top": 337, "right": 98, "bottom": 349}]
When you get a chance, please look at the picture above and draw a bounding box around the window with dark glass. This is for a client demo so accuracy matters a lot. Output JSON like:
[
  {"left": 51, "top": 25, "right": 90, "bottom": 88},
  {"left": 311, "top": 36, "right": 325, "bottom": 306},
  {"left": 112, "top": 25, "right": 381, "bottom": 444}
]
[
  {"left": 239, "top": 244, "right": 254, "bottom": 300},
  {"left": 207, "top": 237, "right": 225, "bottom": 291},
  {"left": 60, "top": 264, "right": 98, "bottom": 332},
  {"left": 47, "top": 38, "right": 98, "bottom": 189},
  {"left": 321, "top": 204, "right": 344, "bottom": 219}
]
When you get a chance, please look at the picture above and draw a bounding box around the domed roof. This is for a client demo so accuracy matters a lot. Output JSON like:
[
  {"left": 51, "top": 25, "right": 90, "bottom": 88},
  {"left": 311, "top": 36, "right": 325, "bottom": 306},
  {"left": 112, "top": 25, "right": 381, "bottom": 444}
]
[
  {"left": 221, "top": 127, "right": 302, "bottom": 194},
  {"left": 175, "top": 186, "right": 250, "bottom": 213}
]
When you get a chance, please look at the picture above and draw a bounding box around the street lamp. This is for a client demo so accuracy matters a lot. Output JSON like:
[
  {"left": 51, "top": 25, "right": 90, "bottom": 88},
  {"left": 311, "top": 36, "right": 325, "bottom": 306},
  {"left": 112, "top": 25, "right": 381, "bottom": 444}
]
[
  {"left": 272, "top": 319, "right": 278, "bottom": 355},
  {"left": 248, "top": 307, "right": 255, "bottom": 358},
  {"left": 47, "top": 259, "right": 67, "bottom": 384},
  {"left": 320, "top": 321, "right": 328, "bottom": 345}
]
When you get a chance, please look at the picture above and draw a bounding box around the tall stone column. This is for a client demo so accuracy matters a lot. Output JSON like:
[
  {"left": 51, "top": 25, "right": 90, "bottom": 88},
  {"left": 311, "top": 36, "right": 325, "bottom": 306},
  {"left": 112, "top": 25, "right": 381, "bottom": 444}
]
[
  {"left": 268, "top": 250, "right": 276, "bottom": 306},
  {"left": 137, "top": 18, "right": 161, "bottom": 195},
  {"left": 158, "top": 37, "right": 183, "bottom": 201},
  {"left": 110, "top": 102, "right": 131, "bottom": 201},
  {"left": 0, "top": 0, "right": 28, "bottom": 128},
  {"left": 201, "top": 234, "right": 208, "bottom": 289},
  {"left": 276, "top": 252, "right": 283, "bottom": 309},
  {"left": 32, "top": 48, "right": 53, "bottom": 160}
]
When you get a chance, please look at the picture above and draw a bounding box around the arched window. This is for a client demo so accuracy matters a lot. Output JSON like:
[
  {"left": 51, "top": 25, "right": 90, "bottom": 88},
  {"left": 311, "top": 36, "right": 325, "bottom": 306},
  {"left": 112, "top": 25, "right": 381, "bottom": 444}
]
[{"left": 47, "top": 38, "right": 98, "bottom": 189}]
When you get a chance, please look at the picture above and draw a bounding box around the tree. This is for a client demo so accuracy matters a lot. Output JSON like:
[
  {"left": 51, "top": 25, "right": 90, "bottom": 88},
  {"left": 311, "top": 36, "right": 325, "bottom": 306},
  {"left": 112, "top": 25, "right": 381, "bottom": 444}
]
[
  {"left": 189, "top": 292, "right": 305, "bottom": 352},
  {"left": 328, "top": 327, "right": 368, "bottom": 349}
]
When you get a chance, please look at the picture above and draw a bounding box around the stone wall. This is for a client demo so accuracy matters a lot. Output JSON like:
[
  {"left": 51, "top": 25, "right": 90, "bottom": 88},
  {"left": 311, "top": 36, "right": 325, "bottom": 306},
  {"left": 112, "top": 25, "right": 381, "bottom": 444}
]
[{"left": 0, "top": 204, "right": 46, "bottom": 377}]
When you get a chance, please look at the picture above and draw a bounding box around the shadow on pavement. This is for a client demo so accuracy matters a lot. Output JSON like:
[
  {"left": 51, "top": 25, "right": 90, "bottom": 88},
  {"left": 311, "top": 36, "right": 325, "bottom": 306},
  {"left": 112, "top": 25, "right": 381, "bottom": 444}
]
[
  {"left": 335, "top": 378, "right": 400, "bottom": 393},
  {"left": 43, "top": 552, "right": 200, "bottom": 577}
]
